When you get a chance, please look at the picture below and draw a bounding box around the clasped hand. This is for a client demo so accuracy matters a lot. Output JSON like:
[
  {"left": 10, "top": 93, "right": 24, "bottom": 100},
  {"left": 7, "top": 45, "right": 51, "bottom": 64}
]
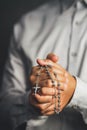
[{"left": 29, "top": 53, "right": 76, "bottom": 115}]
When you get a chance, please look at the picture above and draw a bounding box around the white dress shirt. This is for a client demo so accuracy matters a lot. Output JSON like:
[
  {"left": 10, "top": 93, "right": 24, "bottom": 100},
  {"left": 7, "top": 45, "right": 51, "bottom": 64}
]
[{"left": 0, "top": 0, "right": 87, "bottom": 130}]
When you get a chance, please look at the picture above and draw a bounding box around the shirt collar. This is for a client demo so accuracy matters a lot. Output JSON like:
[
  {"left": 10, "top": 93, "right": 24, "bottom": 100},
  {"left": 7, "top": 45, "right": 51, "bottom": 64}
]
[
  {"left": 60, "top": 0, "right": 87, "bottom": 12},
  {"left": 84, "top": 0, "right": 87, "bottom": 4},
  {"left": 80, "top": 0, "right": 87, "bottom": 4}
]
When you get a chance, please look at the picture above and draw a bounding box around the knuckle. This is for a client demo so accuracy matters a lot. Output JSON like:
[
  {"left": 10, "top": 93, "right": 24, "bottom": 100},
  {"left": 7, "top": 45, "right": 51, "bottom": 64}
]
[
  {"left": 31, "top": 66, "right": 38, "bottom": 73},
  {"left": 36, "top": 97, "right": 42, "bottom": 103},
  {"left": 37, "top": 96, "right": 45, "bottom": 103},
  {"left": 63, "top": 83, "right": 67, "bottom": 90},
  {"left": 64, "top": 71, "right": 68, "bottom": 77},
  {"left": 50, "top": 67, "right": 54, "bottom": 73},
  {"left": 39, "top": 105, "right": 44, "bottom": 111},
  {"left": 41, "top": 88, "right": 46, "bottom": 95},
  {"left": 46, "top": 59, "right": 53, "bottom": 65},
  {"left": 40, "top": 110, "right": 44, "bottom": 114},
  {"left": 63, "top": 77, "right": 66, "bottom": 82},
  {"left": 47, "top": 80, "right": 52, "bottom": 87},
  {"left": 32, "top": 66, "right": 35, "bottom": 70},
  {"left": 29, "top": 75, "right": 35, "bottom": 82},
  {"left": 66, "top": 78, "right": 69, "bottom": 84},
  {"left": 52, "top": 88, "right": 55, "bottom": 95}
]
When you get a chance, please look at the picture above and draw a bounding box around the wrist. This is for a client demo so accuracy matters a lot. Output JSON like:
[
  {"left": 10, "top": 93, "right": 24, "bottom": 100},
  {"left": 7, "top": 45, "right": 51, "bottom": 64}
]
[
  {"left": 68, "top": 76, "right": 77, "bottom": 104},
  {"left": 72, "top": 76, "right": 77, "bottom": 93}
]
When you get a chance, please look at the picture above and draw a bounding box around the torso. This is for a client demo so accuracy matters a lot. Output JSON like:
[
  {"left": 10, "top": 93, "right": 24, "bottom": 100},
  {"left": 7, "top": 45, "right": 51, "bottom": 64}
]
[{"left": 14, "top": 1, "right": 87, "bottom": 129}]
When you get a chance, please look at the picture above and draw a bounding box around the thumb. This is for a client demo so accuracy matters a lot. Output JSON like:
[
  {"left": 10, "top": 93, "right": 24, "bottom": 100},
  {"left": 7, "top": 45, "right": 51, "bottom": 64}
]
[
  {"left": 46, "top": 53, "right": 59, "bottom": 63},
  {"left": 36, "top": 53, "right": 59, "bottom": 66}
]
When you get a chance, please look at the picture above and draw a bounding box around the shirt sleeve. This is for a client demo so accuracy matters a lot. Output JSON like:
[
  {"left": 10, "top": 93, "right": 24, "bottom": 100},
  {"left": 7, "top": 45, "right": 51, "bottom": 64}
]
[
  {"left": 68, "top": 77, "right": 87, "bottom": 124},
  {"left": 0, "top": 27, "right": 39, "bottom": 129}
]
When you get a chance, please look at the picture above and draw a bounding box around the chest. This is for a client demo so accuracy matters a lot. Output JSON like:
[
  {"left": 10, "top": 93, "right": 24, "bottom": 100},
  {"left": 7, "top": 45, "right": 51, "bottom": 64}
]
[{"left": 21, "top": 7, "right": 87, "bottom": 80}]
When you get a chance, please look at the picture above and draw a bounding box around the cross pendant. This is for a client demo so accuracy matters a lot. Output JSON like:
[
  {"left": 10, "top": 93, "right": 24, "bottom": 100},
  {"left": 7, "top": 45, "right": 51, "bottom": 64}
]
[{"left": 33, "top": 84, "right": 40, "bottom": 94}]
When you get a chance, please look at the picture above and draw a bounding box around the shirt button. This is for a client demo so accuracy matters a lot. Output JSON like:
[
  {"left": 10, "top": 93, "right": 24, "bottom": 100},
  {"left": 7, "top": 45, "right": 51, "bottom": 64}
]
[
  {"left": 71, "top": 52, "right": 77, "bottom": 57},
  {"left": 75, "top": 21, "right": 79, "bottom": 25}
]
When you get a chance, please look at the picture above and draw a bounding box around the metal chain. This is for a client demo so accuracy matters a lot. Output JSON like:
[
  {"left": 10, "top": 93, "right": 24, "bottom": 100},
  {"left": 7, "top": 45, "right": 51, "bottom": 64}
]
[{"left": 32, "top": 65, "right": 60, "bottom": 114}]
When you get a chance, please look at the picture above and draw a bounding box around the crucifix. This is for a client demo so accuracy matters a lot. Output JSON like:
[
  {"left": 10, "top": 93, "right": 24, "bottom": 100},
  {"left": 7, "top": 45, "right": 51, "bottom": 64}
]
[
  {"left": 32, "top": 65, "right": 42, "bottom": 95},
  {"left": 33, "top": 83, "right": 40, "bottom": 95},
  {"left": 32, "top": 65, "right": 60, "bottom": 114}
]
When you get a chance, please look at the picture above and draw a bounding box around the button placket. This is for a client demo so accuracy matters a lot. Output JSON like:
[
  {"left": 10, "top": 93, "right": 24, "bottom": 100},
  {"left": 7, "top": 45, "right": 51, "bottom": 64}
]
[{"left": 68, "top": 9, "right": 80, "bottom": 74}]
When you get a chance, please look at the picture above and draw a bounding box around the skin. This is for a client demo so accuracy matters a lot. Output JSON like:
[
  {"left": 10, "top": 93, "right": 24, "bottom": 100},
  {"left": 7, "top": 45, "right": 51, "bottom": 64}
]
[{"left": 29, "top": 53, "right": 76, "bottom": 115}]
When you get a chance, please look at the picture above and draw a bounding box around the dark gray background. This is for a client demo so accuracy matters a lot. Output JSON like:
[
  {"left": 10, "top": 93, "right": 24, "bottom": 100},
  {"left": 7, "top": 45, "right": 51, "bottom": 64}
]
[
  {"left": 0, "top": 1, "right": 87, "bottom": 130},
  {"left": 0, "top": 0, "right": 50, "bottom": 86},
  {"left": 0, "top": 2, "right": 51, "bottom": 129}
]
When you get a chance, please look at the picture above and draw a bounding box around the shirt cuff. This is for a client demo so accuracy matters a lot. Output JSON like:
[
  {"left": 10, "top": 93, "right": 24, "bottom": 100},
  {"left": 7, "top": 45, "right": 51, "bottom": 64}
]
[{"left": 68, "top": 76, "right": 87, "bottom": 109}]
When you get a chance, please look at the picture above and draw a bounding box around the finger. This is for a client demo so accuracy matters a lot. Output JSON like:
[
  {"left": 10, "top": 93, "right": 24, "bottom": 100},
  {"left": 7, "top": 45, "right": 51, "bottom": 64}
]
[
  {"left": 51, "top": 67, "right": 64, "bottom": 75},
  {"left": 39, "top": 72, "right": 56, "bottom": 81},
  {"left": 41, "top": 101, "right": 58, "bottom": 113},
  {"left": 37, "top": 58, "right": 61, "bottom": 69},
  {"left": 30, "top": 62, "right": 66, "bottom": 85},
  {"left": 30, "top": 65, "right": 42, "bottom": 74},
  {"left": 42, "top": 110, "right": 54, "bottom": 115},
  {"left": 29, "top": 65, "right": 41, "bottom": 82},
  {"left": 46, "top": 53, "right": 59, "bottom": 63},
  {"left": 30, "top": 91, "right": 63, "bottom": 113},
  {"left": 42, "top": 109, "right": 61, "bottom": 115},
  {"left": 29, "top": 93, "right": 52, "bottom": 110},
  {"left": 30, "top": 72, "right": 56, "bottom": 85},
  {"left": 41, "top": 105, "right": 61, "bottom": 115},
  {"left": 29, "top": 66, "right": 57, "bottom": 83},
  {"left": 30, "top": 73, "right": 65, "bottom": 85},
  {"left": 34, "top": 102, "right": 51, "bottom": 111},
  {"left": 40, "top": 87, "right": 59, "bottom": 95},
  {"left": 29, "top": 72, "right": 50, "bottom": 85},
  {"left": 31, "top": 95, "right": 60, "bottom": 112},
  {"left": 33, "top": 94, "right": 53, "bottom": 103},
  {"left": 37, "top": 59, "right": 64, "bottom": 72},
  {"left": 41, "top": 101, "right": 63, "bottom": 115},
  {"left": 31, "top": 65, "right": 64, "bottom": 76},
  {"left": 29, "top": 73, "right": 51, "bottom": 86},
  {"left": 39, "top": 81, "right": 65, "bottom": 90}
]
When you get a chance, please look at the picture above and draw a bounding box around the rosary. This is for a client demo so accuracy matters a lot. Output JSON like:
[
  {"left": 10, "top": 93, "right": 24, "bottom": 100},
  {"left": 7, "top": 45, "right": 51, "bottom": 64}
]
[{"left": 32, "top": 65, "right": 60, "bottom": 114}]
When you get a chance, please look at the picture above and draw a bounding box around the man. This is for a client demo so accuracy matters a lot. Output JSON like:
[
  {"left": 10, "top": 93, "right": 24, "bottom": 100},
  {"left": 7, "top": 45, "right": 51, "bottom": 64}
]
[{"left": 0, "top": 0, "right": 87, "bottom": 130}]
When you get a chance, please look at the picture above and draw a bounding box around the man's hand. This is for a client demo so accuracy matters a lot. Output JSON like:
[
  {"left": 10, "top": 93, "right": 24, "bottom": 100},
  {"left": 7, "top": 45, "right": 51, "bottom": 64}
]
[
  {"left": 29, "top": 53, "right": 59, "bottom": 114},
  {"left": 29, "top": 53, "right": 76, "bottom": 115},
  {"left": 37, "top": 58, "right": 76, "bottom": 115}
]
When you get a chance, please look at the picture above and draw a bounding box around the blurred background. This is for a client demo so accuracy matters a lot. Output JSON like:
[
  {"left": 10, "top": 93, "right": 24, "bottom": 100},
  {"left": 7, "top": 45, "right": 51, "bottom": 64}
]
[
  {"left": 0, "top": 0, "right": 50, "bottom": 87},
  {"left": 0, "top": 0, "right": 87, "bottom": 130},
  {"left": 0, "top": 1, "right": 50, "bottom": 129}
]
